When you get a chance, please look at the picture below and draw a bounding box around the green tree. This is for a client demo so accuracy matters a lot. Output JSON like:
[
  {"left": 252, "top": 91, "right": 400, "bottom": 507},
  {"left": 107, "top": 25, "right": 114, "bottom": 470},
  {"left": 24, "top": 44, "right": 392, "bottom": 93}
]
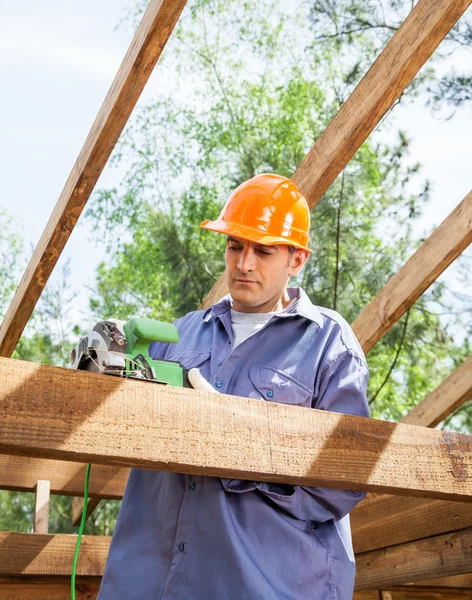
[{"left": 86, "top": 0, "right": 470, "bottom": 426}]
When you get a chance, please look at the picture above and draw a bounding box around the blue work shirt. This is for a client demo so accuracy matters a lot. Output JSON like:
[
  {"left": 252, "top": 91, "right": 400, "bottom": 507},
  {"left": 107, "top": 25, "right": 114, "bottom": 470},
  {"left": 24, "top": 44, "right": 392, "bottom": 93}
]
[{"left": 98, "top": 288, "right": 369, "bottom": 600}]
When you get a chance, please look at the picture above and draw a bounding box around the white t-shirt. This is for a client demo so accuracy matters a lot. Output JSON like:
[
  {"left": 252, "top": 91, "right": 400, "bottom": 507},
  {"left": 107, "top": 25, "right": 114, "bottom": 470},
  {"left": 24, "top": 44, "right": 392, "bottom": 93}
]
[{"left": 230, "top": 300, "right": 295, "bottom": 348}]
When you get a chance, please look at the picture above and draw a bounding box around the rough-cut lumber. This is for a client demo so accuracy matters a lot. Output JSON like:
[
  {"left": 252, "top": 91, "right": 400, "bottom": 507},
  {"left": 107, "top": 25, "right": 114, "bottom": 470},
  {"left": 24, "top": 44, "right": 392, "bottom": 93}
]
[
  {"left": 352, "top": 494, "right": 472, "bottom": 554},
  {"left": 401, "top": 356, "right": 472, "bottom": 427},
  {"left": 200, "top": 0, "right": 472, "bottom": 308},
  {"left": 355, "top": 528, "right": 472, "bottom": 590},
  {"left": 352, "top": 192, "right": 472, "bottom": 353},
  {"left": 0, "top": 533, "right": 109, "bottom": 576},
  {"left": 72, "top": 497, "right": 101, "bottom": 527},
  {"left": 1, "top": 357, "right": 472, "bottom": 500},
  {"left": 352, "top": 357, "right": 472, "bottom": 549},
  {"left": 0, "top": 0, "right": 188, "bottom": 358},
  {"left": 354, "top": 589, "right": 472, "bottom": 599},
  {"left": 33, "top": 480, "right": 50, "bottom": 534},
  {"left": 410, "top": 574, "right": 472, "bottom": 588},
  {"left": 0, "top": 576, "right": 101, "bottom": 600},
  {"left": 0, "top": 455, "right": 128, "bottom": 499}
]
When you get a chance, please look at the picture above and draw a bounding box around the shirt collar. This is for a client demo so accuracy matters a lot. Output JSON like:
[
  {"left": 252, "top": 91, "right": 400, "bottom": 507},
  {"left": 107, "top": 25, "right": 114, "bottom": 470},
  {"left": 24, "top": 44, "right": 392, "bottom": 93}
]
[{"left": 203, "top": 287, "right": 323, "bottom": 328}]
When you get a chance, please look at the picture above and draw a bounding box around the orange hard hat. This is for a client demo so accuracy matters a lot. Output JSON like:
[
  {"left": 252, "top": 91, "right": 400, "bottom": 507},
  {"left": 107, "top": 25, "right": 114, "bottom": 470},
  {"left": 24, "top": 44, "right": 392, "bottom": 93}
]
[{"left": 200, "top": 173, "right": 312, "bottom": 252}]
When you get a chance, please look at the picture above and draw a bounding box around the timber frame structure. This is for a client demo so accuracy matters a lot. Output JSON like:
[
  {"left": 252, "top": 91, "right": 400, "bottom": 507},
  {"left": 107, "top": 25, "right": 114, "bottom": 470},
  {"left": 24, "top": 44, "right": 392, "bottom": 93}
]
[{"left": 1, "top": 0, "right": 472, "bottom": 598}]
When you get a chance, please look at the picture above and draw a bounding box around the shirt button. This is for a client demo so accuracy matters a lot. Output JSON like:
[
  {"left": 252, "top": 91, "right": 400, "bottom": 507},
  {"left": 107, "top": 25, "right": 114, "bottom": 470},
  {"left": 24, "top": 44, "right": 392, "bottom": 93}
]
[
  {"left": 215, "top": 380, "right": 223, "bottom": 388},
  {"left": 178, "top": 543, "right": 185, "bottom": 552},
  {"left": 189, "top": 483, "right": 196, "bottom": 490},
  {"left": 266, "top": 390, "right": 274, "bottom": 398}
]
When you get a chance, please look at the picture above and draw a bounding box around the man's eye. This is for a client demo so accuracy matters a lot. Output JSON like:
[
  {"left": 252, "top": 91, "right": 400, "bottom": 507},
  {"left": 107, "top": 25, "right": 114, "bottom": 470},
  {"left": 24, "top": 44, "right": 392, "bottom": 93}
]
[
  {"left": 257, "top": 249, "right": 272, "bottom": 256},
  {"left": 228, "top": 245, "right": 241, "bottom": 251}
]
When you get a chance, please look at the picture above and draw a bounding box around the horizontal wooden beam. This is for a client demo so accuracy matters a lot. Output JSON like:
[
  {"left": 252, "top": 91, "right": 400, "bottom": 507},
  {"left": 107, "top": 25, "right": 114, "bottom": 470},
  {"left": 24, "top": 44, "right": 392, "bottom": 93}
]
[
  {"left": 0, "top": 533, "right": 109, "bottom": 576},
  {"left": 401, "top": 356, "right": 472, "bottom": 427},
  {"left": 352, "top": 191, "right": 472, "bottom": 354},
  {"left": 354, "top": 589, "right": 472, "bottom": 600},
  {"left": 1, "top": 357, "right": 472, "bottom": 500},
  {"left": 355, "top": 528, "right": 472, "bottom": 590},
  {"left": 352, "top": 494, "right": 472, "bottom": 554},
  {"left": 0, "top": 0, "right": 188, "bottom": 358},
  {"left": 410, "top": 574, "right": 472, "bottom": 588},
  {"left": 201, "top": 0, "right": 472, "bottom": 308},
  {"left": 0, "top": 576, "right": 101, "bottom": 600},
  {"left": 0, "top": 454, "right": 128, "bottom": 499}
]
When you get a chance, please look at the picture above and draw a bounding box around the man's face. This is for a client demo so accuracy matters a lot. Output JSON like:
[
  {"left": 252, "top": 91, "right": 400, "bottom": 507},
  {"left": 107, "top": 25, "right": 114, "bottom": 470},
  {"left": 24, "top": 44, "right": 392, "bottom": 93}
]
[{"left": 225, "top": 236, "right": 308, "bottom": 313}]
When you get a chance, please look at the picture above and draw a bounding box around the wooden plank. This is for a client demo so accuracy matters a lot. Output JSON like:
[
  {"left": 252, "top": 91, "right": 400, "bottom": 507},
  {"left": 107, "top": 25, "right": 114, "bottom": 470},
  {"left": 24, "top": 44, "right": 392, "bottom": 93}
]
[
  {"left": 200, "top": 0, "right": 472, "bottom": 308},
  {"left": 401, "top": 356, "right": 472, "bottom": 427},
  {"left": 409, "top": 574, "right": 472, "bottom": 588},
  {"left": 0, "top": 576, "right": 101, "bottom": 600},
  {"left": 0, "top": 0, "right": 188, "bottom": 358},
  {"left": 1, "top": 357, "right": 472, "bottom": 500},
  {"left": 0, "top": 454, "right": 128, "bottom": 499},
  {"left": 352, "top": 192, "right": 472, "bottom": 353},
  {"left": 354, "top": 589, "right": 472, "bottom": 599},
  {"left": 355, "top": 528, "right": 472, "bottom": 590},
  {"left": 72, "top": 497, "right": 101, "bottom": 527},
  {"left": 33, "top": 481, "right": 50, "bottom": 535},
  {"left": 0, "top": 533, "right": 109, "bottom": 576},
  {"left": 352, "top": 494, "right": 472, "bottom": 554}
]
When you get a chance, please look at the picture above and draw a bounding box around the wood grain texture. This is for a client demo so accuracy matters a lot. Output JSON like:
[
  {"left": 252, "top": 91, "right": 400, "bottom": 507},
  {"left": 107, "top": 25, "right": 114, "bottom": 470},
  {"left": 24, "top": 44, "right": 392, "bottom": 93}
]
[
  {"left": 352, "top": 192, "right": 472, "bottom": 354},
  {"left": 0, "top": 533, "right": 109, "bottom": 576},
  {"left": 410, "top": 574, "right": 472, "bottom": 588},
  {"left": 72, "top": 497, "right": 101, "bottom": 527},
  {"left": 0, "top": 577, "right": 101, "bottom": 600},
  {"left": 0, "top": 0, "right": 188, "bottom": 357},
  {"left": 33, "top": 481, "right": 50, "bottom": 535},
  {"left": 355, "top": 528, "right": 472, "bottom": 590},
  {"left": 0, "top": 455, "right": 128, "bottom": 499},
  {"left": 199, "top": 0, "right": 472, "bottom": 309},
  {"left": 1, "top": 357, "right": 472, "bottom": 500},
  {"left": 352, "top": 494, "right": 472, "bottom": 554},
  {"left": 354, "top": 589, "right": 472, "bottom": 599},
  {"left": 401, "top": 356, "right": 472, "bottom": 427}
]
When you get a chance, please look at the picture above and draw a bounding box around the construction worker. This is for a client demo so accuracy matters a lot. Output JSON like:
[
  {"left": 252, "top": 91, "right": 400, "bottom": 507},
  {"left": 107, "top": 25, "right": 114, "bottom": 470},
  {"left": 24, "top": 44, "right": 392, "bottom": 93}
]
[{"left": 98, "top": 173, "right": 369, "bottom": 600}]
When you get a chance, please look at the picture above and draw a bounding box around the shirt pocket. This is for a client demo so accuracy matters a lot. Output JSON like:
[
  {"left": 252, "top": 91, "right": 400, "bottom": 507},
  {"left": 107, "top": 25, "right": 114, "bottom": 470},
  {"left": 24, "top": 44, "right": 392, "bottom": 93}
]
[
  {"left": 249, "top": 364, "right": 312, "bottom": 406},
  {"left": 165, "top": 350, "right": 211, "bottom": 380}
]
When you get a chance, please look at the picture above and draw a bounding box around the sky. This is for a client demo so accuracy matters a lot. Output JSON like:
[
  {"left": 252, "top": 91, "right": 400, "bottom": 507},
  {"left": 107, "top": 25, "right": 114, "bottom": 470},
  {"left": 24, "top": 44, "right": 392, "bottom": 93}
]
[{"left": 0, "top": 1, "right": 471, "bottom": 332}]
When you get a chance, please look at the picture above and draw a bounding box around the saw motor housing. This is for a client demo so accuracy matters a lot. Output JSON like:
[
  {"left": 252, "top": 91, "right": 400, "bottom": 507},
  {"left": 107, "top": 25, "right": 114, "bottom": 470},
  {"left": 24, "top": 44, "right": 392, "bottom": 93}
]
[{"left": 70, "top": 317, "right": 190, "bottom": 387}]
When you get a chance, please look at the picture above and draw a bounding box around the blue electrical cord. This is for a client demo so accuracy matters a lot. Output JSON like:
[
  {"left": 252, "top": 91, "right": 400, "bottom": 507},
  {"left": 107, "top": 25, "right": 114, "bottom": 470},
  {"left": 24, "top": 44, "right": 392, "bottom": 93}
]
[{"left": 71, "top": 463, "right": 91, "bottom": 600}]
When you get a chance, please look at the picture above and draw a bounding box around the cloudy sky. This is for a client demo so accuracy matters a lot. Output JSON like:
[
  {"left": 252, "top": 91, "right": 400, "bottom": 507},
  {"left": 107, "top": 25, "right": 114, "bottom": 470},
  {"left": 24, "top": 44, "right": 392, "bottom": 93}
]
[{"left": 0, "top": 1, "right": 471, "bottom": 328}]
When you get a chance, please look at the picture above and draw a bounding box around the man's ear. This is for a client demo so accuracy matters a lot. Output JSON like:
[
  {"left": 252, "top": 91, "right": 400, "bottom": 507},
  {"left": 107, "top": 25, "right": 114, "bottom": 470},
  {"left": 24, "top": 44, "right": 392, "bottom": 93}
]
[{"left": 288, "top": 249, "right": 309, "bottom": 277}]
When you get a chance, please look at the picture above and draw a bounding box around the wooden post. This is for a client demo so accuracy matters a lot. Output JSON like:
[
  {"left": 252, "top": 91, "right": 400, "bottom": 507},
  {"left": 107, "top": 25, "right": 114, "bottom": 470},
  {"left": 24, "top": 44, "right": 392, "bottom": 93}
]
[{"left": 33, "top": 480, "right": 50, "bottom": 535}]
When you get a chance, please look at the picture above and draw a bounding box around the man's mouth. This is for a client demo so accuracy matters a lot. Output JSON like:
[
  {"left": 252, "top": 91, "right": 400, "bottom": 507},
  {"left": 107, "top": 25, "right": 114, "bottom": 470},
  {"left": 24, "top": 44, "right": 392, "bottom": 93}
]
[{"left": 235, "top": 279, "right": 258, "bottom": 284}]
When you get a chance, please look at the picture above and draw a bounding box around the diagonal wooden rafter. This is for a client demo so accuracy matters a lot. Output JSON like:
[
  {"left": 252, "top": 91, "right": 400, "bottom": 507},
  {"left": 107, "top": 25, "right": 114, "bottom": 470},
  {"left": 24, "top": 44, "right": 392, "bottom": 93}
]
[
  {"left": 352, "top": 192, "right": 472, "bottom": 354},
  {"left": 1, "top": 357, "right": 472, "bottom": 501},
  {"left": 200, "top": 0, "right": 472, "bottom": 308},
  {"left": 0, "top": 0, "right": 189, "bottom": 358}
]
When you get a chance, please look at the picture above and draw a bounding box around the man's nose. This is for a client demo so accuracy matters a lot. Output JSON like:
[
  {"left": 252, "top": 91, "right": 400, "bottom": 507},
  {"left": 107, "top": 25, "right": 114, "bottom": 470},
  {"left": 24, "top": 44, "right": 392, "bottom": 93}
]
[{"left": 237, "top": 247, "right": 256, "bottom": 273}]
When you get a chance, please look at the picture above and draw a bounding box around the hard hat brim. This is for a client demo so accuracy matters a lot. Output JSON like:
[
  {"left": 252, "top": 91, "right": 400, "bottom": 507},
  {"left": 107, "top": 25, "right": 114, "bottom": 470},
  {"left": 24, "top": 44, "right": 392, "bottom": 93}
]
[{"left": 200, "top": 219, "right": 312, "bottom": 253}]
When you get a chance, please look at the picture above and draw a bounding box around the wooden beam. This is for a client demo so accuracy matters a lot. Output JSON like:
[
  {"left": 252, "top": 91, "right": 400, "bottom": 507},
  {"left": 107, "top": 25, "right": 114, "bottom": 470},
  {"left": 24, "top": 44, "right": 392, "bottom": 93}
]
[
  {"left": 355, "top": 528, "right": 472, "bottom": 590},
  {"left": 0, "top": 576, "right": 101, "bottom": 600},
  {"left": 352, "top": 357, "right": 472, "bottom": 551},
  {"left": 409, "top": 574, "right": 472, "bottom": 588},
  {"left": 200, "top": 0, "right": 472, "bottom": 308},
  {"left": 1, "top": 357, "right": 472, "bottom": 500},
  {"left": 354, "top": 589, "right": 472, "bottom": 599},
  {"left": 0, "top": 455, "right": 128, "bottom": 499},
  {"left": 352, "top": 192, "right": 472, "bottom": 353},
  {"left": 401, "top": 356, "right": 472, "bottom": 427},
  {"left": 352, "top": 494, "right": 472, "bottom": 554},
  {"left": 0, "top": 0, "right": 188, "bottom": 357},
  {"left": 33, "top": 481, "right": 50, "bottom": 535},
  {"left": 0, "top": 533, "right": 109, "bottom": 576},
  {"left": 72, "top": 497, "right": 101, "bottom": 527}
]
